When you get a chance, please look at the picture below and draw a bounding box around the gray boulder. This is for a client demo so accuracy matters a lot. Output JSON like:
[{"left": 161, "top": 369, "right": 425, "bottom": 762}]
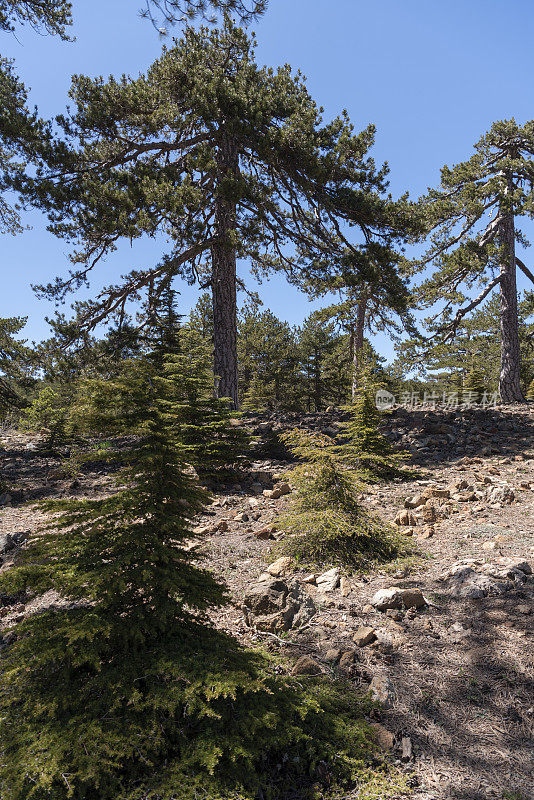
[{"left": 243, "top": 578, "right": 316, "bottom": 632}]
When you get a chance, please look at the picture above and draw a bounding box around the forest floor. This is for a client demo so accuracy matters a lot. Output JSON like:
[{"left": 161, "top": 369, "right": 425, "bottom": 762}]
[{"left": 1, "top": 404, "right": 533, "bottom": 800}]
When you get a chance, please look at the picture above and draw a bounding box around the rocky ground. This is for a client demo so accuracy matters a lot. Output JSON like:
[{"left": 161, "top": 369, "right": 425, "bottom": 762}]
[{"left": 1, "top": 404, "right": 533, "bottom": 800}]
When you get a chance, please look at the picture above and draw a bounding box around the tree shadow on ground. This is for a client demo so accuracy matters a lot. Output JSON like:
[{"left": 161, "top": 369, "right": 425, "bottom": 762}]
[{"left": 380, "top": 573, "right": 534, "bottom": 800}]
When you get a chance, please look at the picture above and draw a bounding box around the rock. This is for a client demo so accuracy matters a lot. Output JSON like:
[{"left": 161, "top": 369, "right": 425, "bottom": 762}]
[
  {"left": 267, "top": 556, "right": 293, "bottom": 577},
  {"left": 0, "top": 531, "right": 27, "bottom": 556},
  {"left": 270, "top": 483, "right": 292, "bottom": 500},
  {"left": 489, "top": 486, "right": 515, "bottom": 504},
  {"left": 431, "top": 487, "right": 450, "bottom": 499},
  {"left": 455, "top": 491, "right": 477, "bottom": 502},
  {"left": 324, "top": 648, "right": 341, "bottom": 662},
  {"left": 316, "top": 567, "right": 340, "bottom": 592},
  {"left": 291, "top": 656, "right": 322, "bottom": 676},
  {"left": 422, "top": 504, "right": 437, "bottom": 524},
  {"left": 394, "top": 509, "right": 417, "bottom": 527},
  {"left": 370, "top": 674, "right": 395, "bottom": 707},
  {"left": 248, "top": 498, "right": 260, "bottom": 508},
  {"left": 217, "top": 519, "right": 229, "bottom": 532},
  {"left": 0, "top": 534, "right": 15, "bottom": 555},
  {"left": 303, "top": 574, "right": 317, "bottom": 584},
  {"left": 340, "top": 576, "right": 351, "bottom": 596},
  {"left": 338, "top": 650, "right": 357, "bottom": 675},
  {"left": 517, "top": 604, "right": 532, "bottom": 615},
  {"left": 370, "top": 587, "right": 425, "bottom": 611},
  {"left": 401, "top": 736, "right": 413, "bottom": 761},
  {"left": 443, "top": 558, "right": 532, "bottom": 599},
  {"left": 420, "top": 526, "right": 435, "bottom": 539},
  {"left": 193, "top": 525, "right": 212, "bottom": 536},
  {"left": 233, "top": 512, "right": 249, "bottom": 523},
  {"left": 404, "top": 494, "right": 427, "bottom": 509},
  {"left": 369, "top": 722, "right": 395, "bottom": 750},
  {"left": 482, "top": 541, "right": 497, "bottom": 551},
  {"left": 0, "top": 493, "right": 12, "bottom": 507},
  {"left": 243, "top": 578, "right": 316, "bottom": 632},
  {"left": 254, "top": 525, "right": 275, "bottom": 540},
  {"left": 352, "top": 626, "right": 377, "bottom": 647}
]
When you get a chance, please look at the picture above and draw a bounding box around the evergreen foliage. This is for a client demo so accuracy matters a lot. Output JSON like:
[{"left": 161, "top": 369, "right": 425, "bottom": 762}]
[
  {"left": 462, "top": 364, "right": 486, "bottom": 406},
  {"left": 335, "top": 382, "right": 407, "bottom": 482},
  {"left": 278, "top": 428, "right": 409, "bottom": 570},
  {"left": 23, "top": 19, "right": 416, "bottom": 406},
  {"left": 0, "top": 316, "right": 33, "bottom": 410},
  {"left": 0, "top": 340, "right": 382, "bottom": 800},
  {"left": 19, "top": 385, "right": 72, "bottom": 450},
  {"left": 413, "top": 119, "right": 534, "bottom": 402},
  {"left": 238, "top": 307, "right": 299, "bottom": 410}
]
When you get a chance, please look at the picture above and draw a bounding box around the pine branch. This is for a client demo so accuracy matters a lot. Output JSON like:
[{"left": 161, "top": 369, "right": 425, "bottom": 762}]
[{"left": 516, "top": 256, "right": 534, "bottom": 286}]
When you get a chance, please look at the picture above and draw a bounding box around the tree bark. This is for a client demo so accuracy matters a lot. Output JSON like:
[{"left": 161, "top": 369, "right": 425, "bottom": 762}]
[
  {"left": 313, "top": 348, "right": 322, "bottom": 411},
  {"left": 351, "top": 294, "right": 367, "bottom": 400},
  {"left": 211, "top": 130, "right": 239, "bottom": 408},
  {"left": 499, "top": 178, "right": 525, "bottom": 403}
]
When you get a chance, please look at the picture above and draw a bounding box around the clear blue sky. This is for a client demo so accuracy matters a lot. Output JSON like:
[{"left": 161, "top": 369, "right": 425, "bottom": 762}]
[{"left": 3, "top": 0, "right": 534, "bottom": 359}]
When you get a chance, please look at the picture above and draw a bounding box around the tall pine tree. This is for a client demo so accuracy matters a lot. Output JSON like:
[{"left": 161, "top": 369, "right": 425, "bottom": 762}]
[
  {"left": 414, "top": 119, "right": 534, "bottom": 403},
  {"left": 25, "top": 20, "right": 413, "bottom": 408}
]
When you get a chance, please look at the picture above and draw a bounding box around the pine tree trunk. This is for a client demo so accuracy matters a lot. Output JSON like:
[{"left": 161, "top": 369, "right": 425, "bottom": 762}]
[
  {"left": 499, "top": 183, "right": 525, "bottom": 403},
  {"left": 351, "top": 295, "right": 367, "bottom": 400},
  {"left": 313, "top": 349, "right": 322, "bottom": 411},
  {"left": 211, "top": 130, "right": 239, "bottom": 408}
]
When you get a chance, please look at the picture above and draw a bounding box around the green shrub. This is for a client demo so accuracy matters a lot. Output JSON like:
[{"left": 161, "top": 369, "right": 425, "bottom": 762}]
[
  {"left": 0, "top": 346, "right": 383, "bottom": 800},
  {"left": 277, "top": 429, "right": 411, "bottom": 570}
]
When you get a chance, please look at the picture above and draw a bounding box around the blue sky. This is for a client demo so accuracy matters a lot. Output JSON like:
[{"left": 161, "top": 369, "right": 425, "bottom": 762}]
[{"left": 3, "top": 0, "right": 534, "bottom": 360}]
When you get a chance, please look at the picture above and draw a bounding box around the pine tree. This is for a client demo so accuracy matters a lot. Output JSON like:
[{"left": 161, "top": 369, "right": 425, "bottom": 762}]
[
  {"left": 0, "top": 315, "right": 33, "bottom": 410},
  {"left": 25, "top": 20, "right": 412, "bottom": 408},
  {"left": 297, "top": 312, "right": 338, "bottom": 411},
  {"left": 240, "top": 371, "right": 276, "bottom": 412},
  {"left": 278, "top": 427, "right": 407, "bottom": 570},
  {"left": 0, "top": 339, "right": 381, "bottom": 800},
  {"left": 335, "top": 380, "right": 406, "bottom": 482},
  {"left": 238, "top": 308, "right": 299, "bottom": 409},
  {"left": 414, "top": 119, "right": 534, "bottom": 403},
  {"left": 462, "top": 364, "right": 486, "bottom": 406}
]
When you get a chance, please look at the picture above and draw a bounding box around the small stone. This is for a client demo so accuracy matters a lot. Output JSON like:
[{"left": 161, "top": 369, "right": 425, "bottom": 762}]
[
  {"left": 431, "top": 487, "right": 450, "bottom": 499},
  {"left": 352, "top": 627, "right": 377, "bottom": 647},
  {"left": 338, "top": 650, "right": 357, "bottom": 675},
  {"left": 302, "top": 574, "right": 317, "bottom": 584},
  {"left": 233, "top": 512, "right": 248, "bottom": 523},
  {"left": 217, "top": 519, "right": 229, "bottom": 532},
  {"left": 291, "top": 656, "right": 322, "bottom": 676},
  {"left": 193, "top": 525, "right": 212, "bottom": 536},
  {"left": 404, "top": 494, "right": 426, "bottom": 509},
  {"left": 270, "top": 483, "right": 292, "bottom": 500},
  {"left": 482, "top": 541, "right": 497, "bottom": 551},
  {"left": 370, "top": 587, "right": 425, "bottom": 611},
  {"left": 254, "top": 526, "right": 275, "bottom": 540},
  {"left": 324, "top": 648, "right": 341, "bottom": 662},
  {"left": 401, "top": 736, "right": 413, "bottom": 761},
  {"left": 267, "top": 556, "right": 293, "bottom": 577},
  {"left": 394, "top": 510, "right": 417, "bottom": 527},
  {"left": 369, "top": 674, "right": 395, "bottom": 707},
  {"left": 369, "top": 722, "right": 395, "bottom": 750},
  {"left": 420, "top": 526, "right": 435, "bottom": 539},
  {"left": 316, "top": 567, "right": 340, "bottom": 592},
  {"left": 340, "top": 576, "right": 351, "bottom": 596},
  {"left": 517, "top": 604, "right": 532, "bottom": 615}
]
